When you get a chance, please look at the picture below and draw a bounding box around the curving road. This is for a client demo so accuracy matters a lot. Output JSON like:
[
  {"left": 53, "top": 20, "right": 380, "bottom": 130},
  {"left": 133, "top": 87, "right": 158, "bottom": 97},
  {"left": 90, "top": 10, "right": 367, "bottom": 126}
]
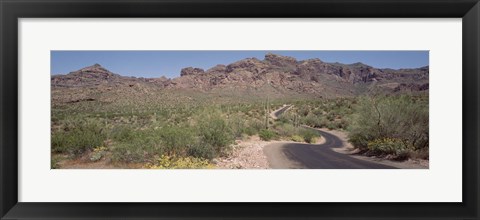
[
  {"left": 270, "top": 105, "right": 292, "bottom": 119},
  {"left": 263, "top": 129, "right": 396, "bottom": 169},
  {"left": 264, "top": 105, "right": 396, "bottom": 169}
]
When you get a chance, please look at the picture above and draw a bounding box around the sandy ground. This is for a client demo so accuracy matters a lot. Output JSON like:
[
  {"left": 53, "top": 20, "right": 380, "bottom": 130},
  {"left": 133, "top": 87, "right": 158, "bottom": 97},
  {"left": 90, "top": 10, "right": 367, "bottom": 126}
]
[
  {"left": 214, "top": 136, "right": 270, "bottom": 169},
  {"left": 57, "top": 155, "right": 116, "bottom": 169}
]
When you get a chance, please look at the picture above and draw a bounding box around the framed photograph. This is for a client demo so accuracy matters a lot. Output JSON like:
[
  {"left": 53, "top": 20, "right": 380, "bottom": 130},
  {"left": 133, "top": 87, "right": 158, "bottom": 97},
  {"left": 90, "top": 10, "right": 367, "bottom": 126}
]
[{"left": 1, "top": 0, "right": 479, "bottom": 219}]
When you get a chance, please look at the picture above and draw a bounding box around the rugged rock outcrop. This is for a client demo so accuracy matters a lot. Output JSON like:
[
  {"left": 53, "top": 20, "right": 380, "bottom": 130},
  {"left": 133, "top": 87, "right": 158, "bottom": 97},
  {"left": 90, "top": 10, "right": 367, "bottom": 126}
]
[
  {"left": 51, "top": 53, "right": 429, "bottom": 97},
  {"left": 206, "top": 65, "right": 227, "bottom": 74},
  {"left": 51, "top": 64, "right": 122, "bottom": 87},
  {"left": 180, "top": 67, "right": 205, "bottom": 76}
]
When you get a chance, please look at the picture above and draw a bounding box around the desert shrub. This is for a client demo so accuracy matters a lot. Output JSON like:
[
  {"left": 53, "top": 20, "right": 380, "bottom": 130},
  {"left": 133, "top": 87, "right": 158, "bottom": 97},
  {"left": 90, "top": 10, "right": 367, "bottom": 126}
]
[
  {"left": 111, "top": 124, "right": 201, "bottom": 163},
  {"left": 51, "top": 155, "right": 62, "bottom": 169},
  {"left": 51, "top": 120, "right": 106, "bottom": 156},
  {"left": 348, "top": 95, "right": 429, "bottom": 158},
  {"left": 147, "top": 155, "right": 213, "bottom": 169},
  {"left": 312, "top": 108, "right": 324, "bottom": 116},
  {"left": 259, "top": 129, "right": 277, "bottom": 141},
  {"left": 243, "top": 127, "right": 257, "bottom": 136},
  {"left": 229, "top": 114, "right": 266, "bottom": 137},
  {"left": 90, "top": 146, "right": 108, "bottom": 162},
  {"left": 410, "top": 147, "right": 429, "bottom": 160},
  {"left": 300, "top": 128, "right": 318, "bottom": 143},
  {"left": 197, "top": 114, "right": 234, "bottom": 157},
  {"left": 247, "top": 119, "right": 264, "bottom": 135},
  {"left": 111, "top": 109, "right": 236, "bottom": 162},
  {"left": 298, "top": 106, "right": 310, "bottom": 116},
  {"left": 228, "top": 115, "right": 247, "bottom": 138},
  {"left": 109, "top": 125, "right": 136, "bottom": 142},
  {"left": 278, "top": 113, "right": 293, "bottom": 123},
  {"left": 291, "top": 135, "right": 304, "bottom": 142},
  {"left": 157, "top": 126, "right": 195, "bottom": 156},
  {"left": 326, "top": 112, "right": 336, "bottom": 121},
  {"left": 110, "top": 129, "right": 163, "bottom": 163},
  {"left": 275, "top": 123, "right": 297, "bottom": 137},
  {"left": 277, "top": 116, "right": 290, "bottom": 124},
  {"left": 326, "top": 121, "right": 341, "bottom": 130},
  {"left": 110, "top": 143, "right": 145, "bottom": 163},
  {"left": 187, "top": 144, "right": 216, "bottom": 160},
  {"left": 336, "top": 119, "right": 348, "bottom": 129},
  {"left": 302, "top": 113, "right": 325, "bottom": 128},
  {"left": 367, "top": 138, "right": 407, "bottom": 155}
]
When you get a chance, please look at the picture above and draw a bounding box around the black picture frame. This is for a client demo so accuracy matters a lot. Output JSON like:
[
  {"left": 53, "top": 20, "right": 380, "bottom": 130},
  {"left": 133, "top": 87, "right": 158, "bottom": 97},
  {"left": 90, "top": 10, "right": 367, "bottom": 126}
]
[{"left": 1, "top": 0, "right": 479, "bottom": 219}]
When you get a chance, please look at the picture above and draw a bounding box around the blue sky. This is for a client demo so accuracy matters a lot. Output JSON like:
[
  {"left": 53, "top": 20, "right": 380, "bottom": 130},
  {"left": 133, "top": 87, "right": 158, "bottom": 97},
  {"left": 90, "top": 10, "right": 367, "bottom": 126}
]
[{"left": 51, "top": 51, "right": 429, "bottom": 78}]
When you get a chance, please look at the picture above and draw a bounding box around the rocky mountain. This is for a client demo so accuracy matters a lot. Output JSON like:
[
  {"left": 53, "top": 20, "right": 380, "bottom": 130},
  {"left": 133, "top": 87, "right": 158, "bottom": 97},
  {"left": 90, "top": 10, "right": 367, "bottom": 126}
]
[{"left": 51, "top": 53, "right": 429, "bottom": 98}]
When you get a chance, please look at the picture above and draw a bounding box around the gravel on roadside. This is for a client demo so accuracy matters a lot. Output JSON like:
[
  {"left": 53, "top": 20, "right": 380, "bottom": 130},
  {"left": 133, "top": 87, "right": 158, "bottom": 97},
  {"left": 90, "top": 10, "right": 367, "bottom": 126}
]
[{"left": 214, "top": 136, "right": 271, "bottom": 169}]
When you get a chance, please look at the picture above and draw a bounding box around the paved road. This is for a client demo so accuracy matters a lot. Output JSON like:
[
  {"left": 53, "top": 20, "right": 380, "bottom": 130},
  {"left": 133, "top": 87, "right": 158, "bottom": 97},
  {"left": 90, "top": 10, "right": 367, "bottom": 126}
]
[
  {"left": 270, "top": 105, "right": 292, "bottom": 119},
  {"left": 263, "top": 128, "right": 396, "bottom": 169}
]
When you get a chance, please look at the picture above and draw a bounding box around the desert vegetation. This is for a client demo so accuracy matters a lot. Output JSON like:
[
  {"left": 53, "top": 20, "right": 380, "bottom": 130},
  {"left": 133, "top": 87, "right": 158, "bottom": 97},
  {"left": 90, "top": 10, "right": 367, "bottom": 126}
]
[
  {"left": 276, "top": 94, "right": 429, "bottom": 160},
  {"left": 51, "top": 94, "right": 326, "bottom": 168},
  {"left": 51, "top": 53, "right": 429, "bottom": 168},
  {"left": 348, "top": 95, "right": 429, "bottom": 160},
  {"left": 51, "top": 92, "right": 428, "bottom": 168},
  {"left": 52, "top": 90, "right": 428, "bottom": 168}
]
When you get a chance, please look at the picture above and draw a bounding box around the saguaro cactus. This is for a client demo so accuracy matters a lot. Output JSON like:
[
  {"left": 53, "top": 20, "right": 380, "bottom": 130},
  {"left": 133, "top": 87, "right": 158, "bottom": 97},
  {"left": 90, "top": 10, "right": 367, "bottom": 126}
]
[{"left": 264, "top": 97, "right": 270, "bottom": 129}]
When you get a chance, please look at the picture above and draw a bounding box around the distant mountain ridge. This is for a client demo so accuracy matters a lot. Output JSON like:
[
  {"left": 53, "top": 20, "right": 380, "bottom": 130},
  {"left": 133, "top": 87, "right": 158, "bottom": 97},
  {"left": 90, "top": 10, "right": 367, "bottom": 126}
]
[{"left": 52, "top": 53, "right": 429, "bottom": 98}]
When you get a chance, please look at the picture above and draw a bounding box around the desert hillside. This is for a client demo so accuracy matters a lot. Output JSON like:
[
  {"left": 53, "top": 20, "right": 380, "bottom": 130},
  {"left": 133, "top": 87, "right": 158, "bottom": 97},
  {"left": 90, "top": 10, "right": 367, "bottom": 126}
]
[{"left": 51, "top": 53, "right": 428, "bottom": 106}]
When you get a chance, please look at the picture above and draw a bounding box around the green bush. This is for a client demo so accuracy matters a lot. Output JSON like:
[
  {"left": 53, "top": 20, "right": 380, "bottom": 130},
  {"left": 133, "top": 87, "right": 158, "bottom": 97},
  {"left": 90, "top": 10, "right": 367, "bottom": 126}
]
[
  {"left": 302, "top": 113, "right": 325, "bottom": 128},
  {"left": 243, "top": 127, "right": 257, "bottom": 136},
  {"left": 157, "top": 126, "right": 195, "bottom": 155},
  {"left": 109, "top": 125, "right": 136, "bottom": 142},
  {"left": 336, "top": 119, "right": 348, "bottom": 129},
  {"left": 90, "top": 146, "right": 108, "bottom": 162},
  {"left": 367, "top": 138, "right": 407, "bottom": 155},
  {"left": 275, "top": 123, "right": 297, "bottom": 137},
  {"left": 367, "top": 138, "right": 412, "bottom": 160},
  {"left": 111, "top": 125, "right": 200, "bottom": 163},
  {"left": 300, "top": 128, "right": 318, "bottom": 143},
  {"left": 147, "top": 155, "right": 213, "bottom": 169},
  {"left": 187, "top": 144, "right": 216, "bottom": 160},
  {"left": 277, "top": 116, "right": 290, "bottom": 124},
  {"left": 348, "top": 95, "right": 429, "bottom": 158},
  {"left": 109, "top": 110, "right": 236, "bottom": 162},
  {"left": 291, "top": 135, "right": 304, "bottom": 142},
  {"left": 197, "top": 114, "right": 234, "bottom": 157},
  {"left": 259, "top": 129, "right": 276, "bottom": 141},
  {"left": 51, "top": 120, "right": 106, "bottom": 156},
  {"left": 228, "top": 115, "right": 247, "bottom": 138},
  {"left": 248, "top": 119, "right": 264, "bottom": 134},
  {"left": 110, "top": 129, "right": 163, "bottom": 163},
  {"left": 51, "top": 155, "right": 62, "bottom": 169}
]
